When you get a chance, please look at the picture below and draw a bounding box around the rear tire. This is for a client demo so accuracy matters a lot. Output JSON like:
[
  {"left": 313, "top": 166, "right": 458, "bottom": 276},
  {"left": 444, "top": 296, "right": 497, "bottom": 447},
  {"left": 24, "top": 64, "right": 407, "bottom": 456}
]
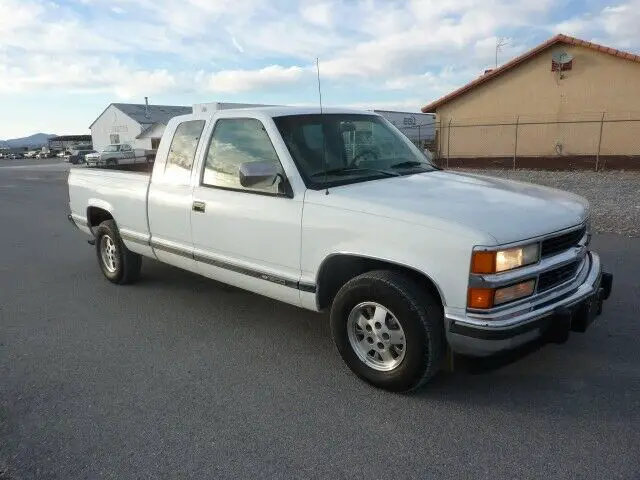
[
  {"left": 330, "top": 270, "right": 445, "bottom": 392},
  {"left": 94, "top": 220, "right": 142, "bottom": 284}
]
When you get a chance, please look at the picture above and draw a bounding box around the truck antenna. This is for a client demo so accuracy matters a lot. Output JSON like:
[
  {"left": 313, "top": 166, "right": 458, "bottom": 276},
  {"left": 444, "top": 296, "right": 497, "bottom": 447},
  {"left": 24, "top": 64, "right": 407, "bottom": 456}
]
[
  {"left": 316, "top": 57, "right": 323, "bottom": 114},
  {"left": 316, "top": 57, "right": 329, "bottom": 195}
]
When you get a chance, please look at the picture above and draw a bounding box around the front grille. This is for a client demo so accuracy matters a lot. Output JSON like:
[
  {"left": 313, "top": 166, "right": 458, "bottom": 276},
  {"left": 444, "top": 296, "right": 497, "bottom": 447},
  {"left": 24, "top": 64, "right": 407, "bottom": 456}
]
[
  {"left": 540, "top": 226, "right": 586, "bottom": 257},
  {"left": 537, "top": 260, "right": 581, "bottom": 292}
]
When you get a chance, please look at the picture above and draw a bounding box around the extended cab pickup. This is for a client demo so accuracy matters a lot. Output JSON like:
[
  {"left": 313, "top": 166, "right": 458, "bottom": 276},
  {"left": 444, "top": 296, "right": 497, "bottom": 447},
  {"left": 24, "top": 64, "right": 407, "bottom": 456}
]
[{"left": 67, "top": 106, "right": 613, "bottom": 391}]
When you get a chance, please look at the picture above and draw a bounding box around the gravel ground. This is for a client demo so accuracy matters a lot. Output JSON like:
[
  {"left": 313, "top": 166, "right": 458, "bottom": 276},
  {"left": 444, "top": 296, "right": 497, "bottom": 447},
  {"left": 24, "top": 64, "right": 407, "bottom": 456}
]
[{"left": 457, "top": 169, "right": 640, "bottom": 237}]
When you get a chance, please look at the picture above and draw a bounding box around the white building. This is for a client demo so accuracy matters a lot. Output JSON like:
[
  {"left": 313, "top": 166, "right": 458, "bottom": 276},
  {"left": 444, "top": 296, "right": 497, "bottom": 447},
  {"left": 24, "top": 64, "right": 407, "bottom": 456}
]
[{"left": 89, "top": 102, "right": 192, "bottom": 153}]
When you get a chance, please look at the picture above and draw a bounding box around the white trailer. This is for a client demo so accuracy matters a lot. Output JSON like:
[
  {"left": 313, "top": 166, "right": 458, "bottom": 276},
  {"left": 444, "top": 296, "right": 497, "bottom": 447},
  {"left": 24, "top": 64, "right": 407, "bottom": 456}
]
[
  {"left": 192, "top": 102, "right": 278, "bottom": 114},
  {"left": 373, "top": 110, "right": 436, "bottom": 144}
]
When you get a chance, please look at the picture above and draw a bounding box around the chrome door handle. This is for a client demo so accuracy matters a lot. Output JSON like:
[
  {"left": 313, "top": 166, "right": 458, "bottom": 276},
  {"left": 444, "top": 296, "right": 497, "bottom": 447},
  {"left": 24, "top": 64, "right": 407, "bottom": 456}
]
[{"left": 192, "top": 200, "right": 206, "bottom": 213}]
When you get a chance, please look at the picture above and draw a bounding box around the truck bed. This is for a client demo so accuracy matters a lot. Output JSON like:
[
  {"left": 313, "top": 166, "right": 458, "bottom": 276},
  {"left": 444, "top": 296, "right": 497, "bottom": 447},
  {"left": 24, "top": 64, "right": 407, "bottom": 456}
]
[
  {"left": 68, "top": 167, "right": 151, "bottom": 240},
  {"left": 84, "top": 160, "right": 154, "bottom": 174}
]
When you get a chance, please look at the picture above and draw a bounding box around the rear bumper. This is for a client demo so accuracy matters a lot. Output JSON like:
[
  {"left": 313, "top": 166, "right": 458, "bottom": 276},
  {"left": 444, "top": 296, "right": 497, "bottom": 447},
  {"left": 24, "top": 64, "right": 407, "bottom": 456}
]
[{"left": 446, "top": 252, "right": 613, "bottom": 356}]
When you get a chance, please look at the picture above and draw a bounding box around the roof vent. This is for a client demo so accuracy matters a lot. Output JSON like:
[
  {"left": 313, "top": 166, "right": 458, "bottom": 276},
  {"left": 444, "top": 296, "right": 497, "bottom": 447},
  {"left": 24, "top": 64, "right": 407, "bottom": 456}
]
[{"left": 484, "top": 68, "right": 494, "bottom": 75}]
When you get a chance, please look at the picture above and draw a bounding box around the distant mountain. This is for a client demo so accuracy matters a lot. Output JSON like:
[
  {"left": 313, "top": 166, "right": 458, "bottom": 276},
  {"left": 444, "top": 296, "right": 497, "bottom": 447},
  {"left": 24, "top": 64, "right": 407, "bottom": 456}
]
[{"left": 0, "top": 133, "right": 56, "bottom": 149}]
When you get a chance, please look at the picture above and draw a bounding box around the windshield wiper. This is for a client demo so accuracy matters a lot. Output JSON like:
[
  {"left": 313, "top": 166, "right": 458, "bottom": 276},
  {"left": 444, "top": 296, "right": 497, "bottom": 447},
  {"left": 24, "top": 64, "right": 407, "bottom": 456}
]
[
  {"left": 310, "top": 167, "right": 399, "bottom": 178},
  {"left": 389, "top": 161, "right": 429, "bottom": 169}
]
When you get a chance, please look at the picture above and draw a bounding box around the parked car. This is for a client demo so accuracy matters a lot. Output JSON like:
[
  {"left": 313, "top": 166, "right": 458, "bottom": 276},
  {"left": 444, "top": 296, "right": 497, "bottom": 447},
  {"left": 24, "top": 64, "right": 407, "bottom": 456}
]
[
  {"left": 68, "top": 149, "right": 96, "bottom": 165},
  {"left": 85, "top": 143, "right": 152, "bottom": 166},
  {"left": 7, "top": 153, "right": 23, "bottom": 159},
  {"left": 38, "top": 149, "right": 59, "bottom": 158},
  {"left": 67, "top": 106, "right": 613, "bottom": 392}
]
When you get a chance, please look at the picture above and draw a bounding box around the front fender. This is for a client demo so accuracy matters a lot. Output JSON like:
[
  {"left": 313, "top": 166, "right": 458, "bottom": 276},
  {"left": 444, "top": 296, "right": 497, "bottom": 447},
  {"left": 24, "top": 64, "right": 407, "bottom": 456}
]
[{"left": 301, "top": 205, "right": 490, "bottom": 310}]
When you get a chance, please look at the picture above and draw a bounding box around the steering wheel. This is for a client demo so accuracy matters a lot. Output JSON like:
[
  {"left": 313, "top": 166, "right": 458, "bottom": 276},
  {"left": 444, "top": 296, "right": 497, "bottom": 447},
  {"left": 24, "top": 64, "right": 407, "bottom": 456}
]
[{"left": 349, "top": 148, "right": 379, "bottom": 167}]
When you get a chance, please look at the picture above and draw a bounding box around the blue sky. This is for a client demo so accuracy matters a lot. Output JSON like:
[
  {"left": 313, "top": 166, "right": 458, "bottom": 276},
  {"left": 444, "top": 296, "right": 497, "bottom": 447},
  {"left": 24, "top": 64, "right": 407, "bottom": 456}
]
[{"left": 1, "top": 0, "right": 638, "bottom": 138}]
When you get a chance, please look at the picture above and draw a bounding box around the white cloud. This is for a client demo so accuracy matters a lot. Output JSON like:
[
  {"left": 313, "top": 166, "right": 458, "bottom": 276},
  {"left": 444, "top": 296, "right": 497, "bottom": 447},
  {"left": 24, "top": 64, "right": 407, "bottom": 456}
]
[
  {"left": 554, "top": 0, "right": 640, "bottom": 48},
  {"left": 0, "top": 54, "right": 177, "bottom": 98},
  {"left": 2, "top": 0, "right": 639, "bottom": 122},
  {"left": 555, "top": 18, "right": 592, "bottom": 37},
  {"left": 201, "top": 65, "right": 310, "bottom": 93},
  {"left": 383, "top": 70, "right": 462, "bottom": 94},
  {"left": 300, "top": 2, "right": 333, "bottom": 27},
  {"left": 0, "top": 0, "right": 43, "bottom": 33}
]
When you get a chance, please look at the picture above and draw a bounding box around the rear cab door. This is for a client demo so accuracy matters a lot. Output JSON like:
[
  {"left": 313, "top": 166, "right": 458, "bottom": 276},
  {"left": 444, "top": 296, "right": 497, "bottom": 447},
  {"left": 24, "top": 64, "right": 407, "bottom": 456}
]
[{"left": 147, "top": 116, "right": 208, "bottom": 273}]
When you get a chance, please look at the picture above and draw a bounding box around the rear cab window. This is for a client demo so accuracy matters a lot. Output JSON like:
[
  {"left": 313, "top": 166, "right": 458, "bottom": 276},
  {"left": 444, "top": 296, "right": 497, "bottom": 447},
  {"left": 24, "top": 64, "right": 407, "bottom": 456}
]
[{"left": 164, "top": 120, "right": 206, "bottom": 184}]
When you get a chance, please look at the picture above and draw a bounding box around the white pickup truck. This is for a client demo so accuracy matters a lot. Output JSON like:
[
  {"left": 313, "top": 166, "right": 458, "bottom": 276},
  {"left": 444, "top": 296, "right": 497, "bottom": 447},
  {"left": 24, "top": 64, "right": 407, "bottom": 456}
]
[
  {"left": 85, "top": 143, "right": 154, "bottom": 167},
  {"left": 67, "top": 106, "right": 613, "bottom": 391}
]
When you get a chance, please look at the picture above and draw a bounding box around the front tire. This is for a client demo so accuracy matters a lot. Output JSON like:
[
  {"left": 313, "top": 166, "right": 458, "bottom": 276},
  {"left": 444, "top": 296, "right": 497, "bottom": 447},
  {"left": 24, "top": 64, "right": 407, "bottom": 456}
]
[
  {"left": 94, "top": 220, "right": 142, "bottom": 284},
  {"left": 330, "top": 270, "right": 445, "bottom": 392}
]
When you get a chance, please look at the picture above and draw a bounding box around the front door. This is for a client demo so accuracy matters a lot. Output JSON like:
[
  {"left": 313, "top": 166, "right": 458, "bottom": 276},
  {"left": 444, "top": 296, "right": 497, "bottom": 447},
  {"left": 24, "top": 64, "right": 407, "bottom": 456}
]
[{"left": 190, "top": 117, "right": 304, "bottom": 306}]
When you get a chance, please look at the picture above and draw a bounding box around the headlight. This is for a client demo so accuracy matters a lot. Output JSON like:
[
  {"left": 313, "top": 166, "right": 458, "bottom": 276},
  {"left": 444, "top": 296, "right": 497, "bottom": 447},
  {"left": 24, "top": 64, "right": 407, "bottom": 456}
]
[{"left": 471, "top": 243, "right": 540, "bottom": 274}]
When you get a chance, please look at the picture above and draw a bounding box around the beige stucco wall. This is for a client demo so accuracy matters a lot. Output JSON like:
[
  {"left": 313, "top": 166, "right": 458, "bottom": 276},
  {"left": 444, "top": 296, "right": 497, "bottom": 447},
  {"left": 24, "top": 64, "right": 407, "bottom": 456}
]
[{"left": 435, "top": 44, "right": 640, "bottom": 157}]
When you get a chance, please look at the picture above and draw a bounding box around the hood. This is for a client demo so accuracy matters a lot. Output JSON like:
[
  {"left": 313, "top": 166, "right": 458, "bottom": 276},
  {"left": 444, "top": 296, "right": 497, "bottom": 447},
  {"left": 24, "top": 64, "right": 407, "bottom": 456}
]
[{"left": 308, "top": 171, "right": 589, "bottom": 245}]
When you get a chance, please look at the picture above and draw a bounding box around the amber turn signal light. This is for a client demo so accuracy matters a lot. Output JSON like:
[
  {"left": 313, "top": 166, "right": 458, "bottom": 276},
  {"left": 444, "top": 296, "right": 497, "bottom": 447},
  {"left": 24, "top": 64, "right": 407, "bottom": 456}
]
[
  {"left": 471, "top": 251, "right": 496, "bottom": 274},
  {"left": 467, "top": 288, "right": 494, "bottom": 309}
]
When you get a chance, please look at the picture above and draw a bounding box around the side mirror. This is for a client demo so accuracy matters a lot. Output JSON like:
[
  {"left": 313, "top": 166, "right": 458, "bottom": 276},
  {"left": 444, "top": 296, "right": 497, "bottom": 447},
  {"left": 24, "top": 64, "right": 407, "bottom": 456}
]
[{"left": 239, "top": 160, "right": 280, "bottom": 188}]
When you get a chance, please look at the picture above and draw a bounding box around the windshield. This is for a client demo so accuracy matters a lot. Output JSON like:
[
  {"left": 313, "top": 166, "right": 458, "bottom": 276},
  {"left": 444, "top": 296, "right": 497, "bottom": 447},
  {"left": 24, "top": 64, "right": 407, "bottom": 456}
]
[
  {"left": 103, "top": 145, "right": 119, "bottom": 152},
  {"left": 273, "top": 114, "right": 437, "bottom": 189}
]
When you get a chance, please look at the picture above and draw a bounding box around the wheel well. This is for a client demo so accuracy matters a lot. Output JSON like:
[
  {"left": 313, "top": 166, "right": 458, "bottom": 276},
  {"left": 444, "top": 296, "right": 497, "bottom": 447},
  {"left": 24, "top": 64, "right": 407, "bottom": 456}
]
[
  {"left": 316, "top": 254, "right": 444, "bottom": 311},
  {"left": 87, "top": 207, "right": 113, "bottom": 230}
]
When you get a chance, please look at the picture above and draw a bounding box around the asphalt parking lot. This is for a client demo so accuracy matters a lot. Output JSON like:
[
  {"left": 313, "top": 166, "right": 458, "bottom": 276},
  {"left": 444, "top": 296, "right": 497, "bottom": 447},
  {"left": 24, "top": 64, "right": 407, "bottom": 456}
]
[{"left": 1, "top": 158, "right": 639, "bottom": 479}]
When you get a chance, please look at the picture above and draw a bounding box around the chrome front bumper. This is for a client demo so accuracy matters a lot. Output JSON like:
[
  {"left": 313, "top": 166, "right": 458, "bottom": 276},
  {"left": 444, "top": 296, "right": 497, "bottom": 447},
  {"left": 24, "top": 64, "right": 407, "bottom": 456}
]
[{"left": 445, "top": 251, "right": 613, "bottom": 356}]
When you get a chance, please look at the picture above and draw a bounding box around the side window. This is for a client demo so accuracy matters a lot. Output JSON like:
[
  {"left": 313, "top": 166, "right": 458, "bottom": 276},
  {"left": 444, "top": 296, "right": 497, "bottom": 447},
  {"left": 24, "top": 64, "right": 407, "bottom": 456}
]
[
  {"left": 202, "top": 118, "right": 284, "bottom": 194},
  {"left": 165, "top": 120, "right": 205, "bottom": 184}
]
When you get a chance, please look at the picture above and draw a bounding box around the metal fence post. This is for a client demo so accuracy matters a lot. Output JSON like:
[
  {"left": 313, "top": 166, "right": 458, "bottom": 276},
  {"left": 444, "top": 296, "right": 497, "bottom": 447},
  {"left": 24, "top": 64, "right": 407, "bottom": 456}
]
[
  {"left": 438, "top": 118, "right": 442, "bottom": 158},
  {"left": 513, "top": 116, "right": 519, "bottom": 170},
  {"left": 447, "top": 119, "right": 452, "bottom": 168},
  {"left": 595, "top": 112, "right": 605, "bottom": 171}
]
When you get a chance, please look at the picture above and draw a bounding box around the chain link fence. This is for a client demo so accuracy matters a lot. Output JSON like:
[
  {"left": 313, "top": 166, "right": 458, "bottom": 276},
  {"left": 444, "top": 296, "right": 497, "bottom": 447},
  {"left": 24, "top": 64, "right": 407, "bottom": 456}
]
[
  {"left": 430, "top": 115, "right": 640, "bottom": 170},
  {"left": 395, "top": 122, "right": 437, "bottom": 151}
]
